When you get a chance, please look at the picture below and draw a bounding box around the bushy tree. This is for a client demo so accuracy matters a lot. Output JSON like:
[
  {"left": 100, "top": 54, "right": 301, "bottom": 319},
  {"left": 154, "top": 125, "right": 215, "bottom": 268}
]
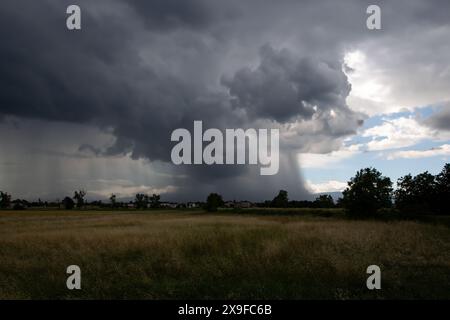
[
  {"left": 336, "top": 197, "right": 344, "bottom": 208},
  {"left": 342, "top": 168, "right": 393, "bottom": 217},
  {"left": 395, "top": 172, "right": 436, "bottom": 214},
  {"left": 205, "top": 193, "right": 224, "bottom": 212},
  {"left": 12, "top": 200, "right": 26, "bottom": 210},
  {"left": 62, "top": 196, "right": 75, "bottom": 210},
  {"left": 149, "top": 194, "right": 161, "bottom": 208},
  {"left": 0, "top": 191, "right": 11, "bottom": 209},
  {"left": 435, "top": 163, "right": 450, "bottom": 215},
  {"left": 314, "top": 194, "right": 334, "bottom": 208},
  {"left": 272, "top": 190, "right": 289, "bottom": 208},
  {"left": 135, "top": 193, "right": 149, "bottom": 209},
  {"left": 73, "top": 190, "right": 86, "bottom": 209}
]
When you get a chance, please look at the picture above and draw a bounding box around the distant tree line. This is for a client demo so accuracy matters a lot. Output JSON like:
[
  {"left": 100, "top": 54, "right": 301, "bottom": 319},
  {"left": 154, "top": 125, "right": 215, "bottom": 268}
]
[
  {"left": 203, "top": 163, "right": 449, "bottom": 217},
  {"left": 1, "top": 163, "right": 449, "bottom": 217},
  {"left": 134, "top": 193, "right": 161, "bottom": 209},
  {"left": 255, "top": 191, "right": 335, "bottom": 209},
  {"left": 338, "top": 163, "right": 449, "bottom": 217},
  {"left": 55, "top": 191, "right": 163, "bottom": 210},
  {"left": 0, "top": 189, "right": 163, "bottom": 211},
  {"left": 395, "top": 164, "right": 449, "bottom": 215}
]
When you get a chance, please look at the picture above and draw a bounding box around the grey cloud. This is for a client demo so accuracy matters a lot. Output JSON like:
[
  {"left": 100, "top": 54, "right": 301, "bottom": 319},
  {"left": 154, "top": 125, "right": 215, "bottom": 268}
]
[
  {"left": 2, "top": 0, "right": 449, "bottom": 200},
  {"left": 424, "top": 103, "right": 450, "bottom": 131},
  {"left": 124, "top": 0, "right": 216, "bottom": 31},
  {"left": 222, "top": 45, "right": 353, "bottom": 123}
]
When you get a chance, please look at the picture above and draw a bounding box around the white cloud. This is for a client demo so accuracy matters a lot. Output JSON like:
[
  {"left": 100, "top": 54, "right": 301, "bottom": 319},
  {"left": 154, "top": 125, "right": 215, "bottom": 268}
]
[
  {"left": 386, "top": 144, "right": 450, "bottom": 160},
  {"left": 345, "top": 50, "right": 402, "bottom": 116},
  {"left": 305, "top": 180, "right": 347, "bottom": 194},
  {"left": 345, "top": 25, "right": 450, "bottom": 117},
  {"left": 298, "top": 144, "right": 361, "bottom": 169},
  {"left": 362, "top": 116, "right": 447, "bottom": 151}
]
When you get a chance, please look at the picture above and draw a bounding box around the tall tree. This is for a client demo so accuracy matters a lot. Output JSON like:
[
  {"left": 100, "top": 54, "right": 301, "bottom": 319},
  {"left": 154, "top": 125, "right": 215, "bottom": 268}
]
[
  {"left": 135, "top": 193, "right": 148, "bottom": 209},
  {"left": 0, "top": 191, "right": 11, "bottom": 209},
  {"left": 272, "top": 190, "right": 289, "bottom": 208},
  {"left": 73, "top": 190, "right": 86, "bottom": 209},
  {"left": 395, "top": 171, "right": 436, "bottom": 214},
  {"left": 342, "top": 168, "right": 392, "bottom": 217},
  {"left": 149, "top": 194, "right": 161, "bottom": 208},
  {"left": 435, "top": 163, "right": 450, "bottom": 215},
  {"left": 110, "top": 194, "right": 117, "bottom": 209},
  {"left": 205, "top": 193, "right": 224, "bottom": 212}
]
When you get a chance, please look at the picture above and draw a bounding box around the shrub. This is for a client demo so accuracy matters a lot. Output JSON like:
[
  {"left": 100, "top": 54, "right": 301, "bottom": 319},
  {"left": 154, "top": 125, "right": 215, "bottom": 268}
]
[{"left": 62, "top": 197, "right": 75, "bottom": 210}]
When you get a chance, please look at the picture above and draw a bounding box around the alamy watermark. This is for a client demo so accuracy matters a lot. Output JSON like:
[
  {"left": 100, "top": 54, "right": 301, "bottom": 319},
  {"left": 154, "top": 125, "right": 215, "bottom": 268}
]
[
  {"left": 366, "top": 5, "right": 381, "bottom": 30},
  {"left": 66, "top": 265, "right": 81, "bottom": 290},
  {"left": 366, "top": 265, "right": 381, "bottom": 290},
  {"left": 170, "top": 121, "right": 279, "bottom": 175},
  {"left": 65, "top": 4, "right": 381, "bottom": 31},
  {"left": 66, "top": 5, "right": 81, "bottom": 30}
]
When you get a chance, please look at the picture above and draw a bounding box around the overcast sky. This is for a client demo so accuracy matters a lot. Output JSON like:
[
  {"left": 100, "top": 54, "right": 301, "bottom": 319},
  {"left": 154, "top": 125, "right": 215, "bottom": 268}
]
[{"left": 1, "top": 0, "right": 450, "bottom": 201}]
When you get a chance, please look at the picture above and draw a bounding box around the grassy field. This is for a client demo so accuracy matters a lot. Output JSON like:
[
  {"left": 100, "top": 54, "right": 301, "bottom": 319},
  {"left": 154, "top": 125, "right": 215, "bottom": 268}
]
[{"left": 0, "top": 209, "right": 449, "bottom": 299}]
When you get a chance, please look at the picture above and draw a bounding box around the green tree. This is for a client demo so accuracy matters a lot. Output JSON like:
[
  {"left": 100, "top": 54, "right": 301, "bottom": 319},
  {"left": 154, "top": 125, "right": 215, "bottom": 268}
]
[
  {"left": 62, "top": 196, "right": 75, "bottom": 210},
  {"left": 135, "top": 193, "right": 149, "bottom": 209},
  {"left": 149, "top": 194, "right": 161, "bottom": 208},
  {"left": 395, "top": 171, "right": 436, "bottom": 214},
  {"left": 272, "top": 190, "right": 289, "bottom": 208},
  {"left": 342, "top": 168, "right": 393, "bottom": 217},
  {"left": 314, "top": 194, "right": 334, "bottom": 208},
  {"left": 205, "top": 193, "right": 224, "bottom": 212},
  {"left": 0, "top": 191, "right": 11, "bottom": 209},
  {"left": 73, "top": 190, "right": 86, "bottom": 209},
  {"left": 435, "top": 163, "right": 450, "bottom": 215},
  {"left": 110, "top": 194, "right": 117, "bottom": 209}
]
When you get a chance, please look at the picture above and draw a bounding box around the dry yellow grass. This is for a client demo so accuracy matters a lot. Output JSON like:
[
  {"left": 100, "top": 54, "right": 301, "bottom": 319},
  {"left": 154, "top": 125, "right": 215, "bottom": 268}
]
[{"left": 0, "top": 210, "right": 449, "bottom": 299}]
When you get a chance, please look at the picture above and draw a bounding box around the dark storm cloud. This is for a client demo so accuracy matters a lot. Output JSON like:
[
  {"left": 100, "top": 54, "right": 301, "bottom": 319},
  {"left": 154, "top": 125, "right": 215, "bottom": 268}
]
[
  {"left": 0, "top": 0, "right": 241, "bottom": 163},
  {"left": 424, "top": 103, "right": 450, "bottom": 131},
  {"left": 222, "top": 45, "right": 352, "bottom": 123},
  {"left": 0, "top": 0, "right": 137, "bottom": 123},
  {"left": 0, "top": 0, "right": 367, "bottom": 200},
  {"left": 3, "top": 0, "right": 448, "bottom": 200},
  {"left": 0, "top": 0, "right": 368, "bottom": 148},
  {"left": 124, "top": 0, "right": 215, "bottom": 31}
]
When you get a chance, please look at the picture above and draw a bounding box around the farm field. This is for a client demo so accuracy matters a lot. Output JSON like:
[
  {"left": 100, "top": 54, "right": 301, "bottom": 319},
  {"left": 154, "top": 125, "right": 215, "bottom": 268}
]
[{"left": 0, "top": 209, "right": 449, "bottom": 299}]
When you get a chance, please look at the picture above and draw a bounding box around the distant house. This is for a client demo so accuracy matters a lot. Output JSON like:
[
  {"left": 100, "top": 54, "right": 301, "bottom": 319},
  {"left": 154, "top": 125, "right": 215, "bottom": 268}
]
[
  {"left": 236, "top": 201, "right": 253, "bottom": 208},
  {"left": 224, "top": 200, "right": 253, "bottom": 208},
  {"left": 127, "top": 202, "right": 135, "bottom": 209},
  {"left": 160, "top": 202, "right": 178, "bottom": 209},
  {"left": 11, "top": 199, "right": 28, "bottom": 210},
  {"left": 224, "top": 201, "right": 236, "bottom": 208},
  {"left": 187, "top": 202, "right": 199, "bottom": 208}
]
